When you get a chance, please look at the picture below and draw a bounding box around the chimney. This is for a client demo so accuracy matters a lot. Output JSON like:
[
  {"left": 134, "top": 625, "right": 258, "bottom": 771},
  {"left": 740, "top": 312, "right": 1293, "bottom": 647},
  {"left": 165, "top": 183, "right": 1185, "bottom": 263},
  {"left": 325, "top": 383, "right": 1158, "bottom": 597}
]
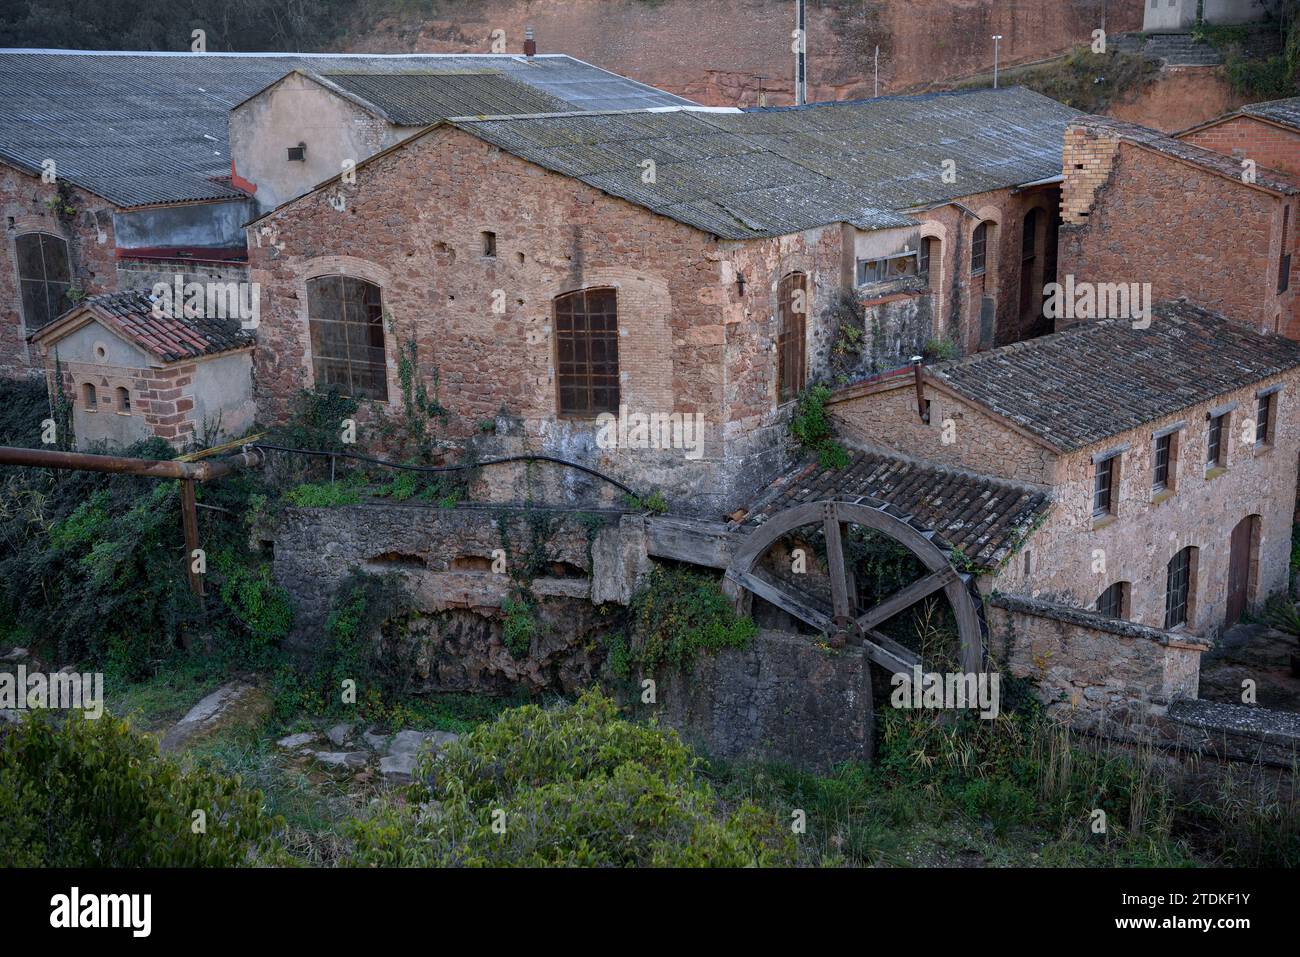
[
  {"left": 524, "top": 26, "right": 536, "bottom": 57},
  {"left": 911, "top": 355, "right": 928, "bottom": 422}
]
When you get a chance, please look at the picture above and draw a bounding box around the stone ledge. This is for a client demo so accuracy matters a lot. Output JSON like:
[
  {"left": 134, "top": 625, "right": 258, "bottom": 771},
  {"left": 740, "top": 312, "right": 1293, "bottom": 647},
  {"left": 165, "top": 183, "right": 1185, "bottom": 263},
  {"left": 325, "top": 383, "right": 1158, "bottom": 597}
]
[{"left": 987, "top": 592, "right": 1210, "bottom": 649}]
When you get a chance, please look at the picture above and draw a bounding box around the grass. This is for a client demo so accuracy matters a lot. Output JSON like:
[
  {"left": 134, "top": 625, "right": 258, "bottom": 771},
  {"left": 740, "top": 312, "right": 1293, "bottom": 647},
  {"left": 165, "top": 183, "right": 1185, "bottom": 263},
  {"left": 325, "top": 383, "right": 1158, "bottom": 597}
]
[{"left": 953, "top": 46, "right": 1159, "bottom": 113}]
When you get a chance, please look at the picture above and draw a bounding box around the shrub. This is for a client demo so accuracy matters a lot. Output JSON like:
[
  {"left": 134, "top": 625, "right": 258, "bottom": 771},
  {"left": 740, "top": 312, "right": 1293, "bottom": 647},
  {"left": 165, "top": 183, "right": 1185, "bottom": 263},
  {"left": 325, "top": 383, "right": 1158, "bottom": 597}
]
[
  {"left": 789, "top": 384, "right": 850, "bottom": 470},
  {"left": 0, "top": 714, "right": 277, "bottom": 866},
  {"left": 619, "top": 564, "right": 757, "bottom": 677},
  {"left": 501, "top": 593, "right": 535, "bottom": 658},
  {"left": 283, "top": 481, "right": 362, "bottom": 507},
  {"left": 346, "top": 690, "right": 793, "bottom": 867},
  {"left": 215, "top": 551, "right": 294, "bottom": 666}
]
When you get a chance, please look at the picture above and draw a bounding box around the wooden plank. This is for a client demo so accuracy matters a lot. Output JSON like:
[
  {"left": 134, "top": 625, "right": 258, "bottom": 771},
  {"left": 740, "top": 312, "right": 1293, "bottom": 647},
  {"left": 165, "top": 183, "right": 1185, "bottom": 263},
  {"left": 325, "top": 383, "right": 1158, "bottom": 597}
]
[
  {"left": 855, "top": 567, "right": 956, "bottom": 633},
  {"left": 180, "top": 478, "right": 204, "bottom": 601},
  {"left": 646, "top": 517, "right": 735, "bottom": 568},
  {"left": 822, "top": 503, "right": 851, "bottom": 620},
  {"left": 728, "top": 567, "right": 833, "bottom": 632},
  {"left": 862, "top": 630, "right": 920, "bottom": 675}
]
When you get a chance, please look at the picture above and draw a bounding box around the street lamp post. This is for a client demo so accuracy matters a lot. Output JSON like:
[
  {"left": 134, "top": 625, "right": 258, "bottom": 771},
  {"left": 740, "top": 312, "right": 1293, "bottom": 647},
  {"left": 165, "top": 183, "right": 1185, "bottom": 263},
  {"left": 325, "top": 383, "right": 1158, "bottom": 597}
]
[{"left": 993, "top": 35, "right": 1003, "bottom": 89}]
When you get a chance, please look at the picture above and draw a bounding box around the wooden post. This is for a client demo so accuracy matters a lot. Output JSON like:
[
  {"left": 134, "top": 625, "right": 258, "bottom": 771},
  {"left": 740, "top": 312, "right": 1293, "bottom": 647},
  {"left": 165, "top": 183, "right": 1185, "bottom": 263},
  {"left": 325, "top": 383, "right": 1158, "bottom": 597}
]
[{"left": 180, "top": 478, "right": 204, "bottom": 603}]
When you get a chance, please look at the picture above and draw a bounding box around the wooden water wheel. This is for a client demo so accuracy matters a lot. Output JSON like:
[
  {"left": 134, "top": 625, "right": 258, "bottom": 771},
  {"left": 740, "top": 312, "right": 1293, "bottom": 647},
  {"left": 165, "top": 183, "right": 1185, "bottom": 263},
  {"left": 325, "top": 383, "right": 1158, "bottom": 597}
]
[{"left": 724, "top": 499, "right": 984, "bottom": 674}]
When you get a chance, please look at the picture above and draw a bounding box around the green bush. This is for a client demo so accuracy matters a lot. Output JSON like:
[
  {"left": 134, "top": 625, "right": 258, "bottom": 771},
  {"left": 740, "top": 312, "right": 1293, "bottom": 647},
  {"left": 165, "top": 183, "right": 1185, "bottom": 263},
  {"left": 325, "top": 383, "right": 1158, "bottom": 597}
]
[
  {"left": 215, "top": 551, "right": 293, "bottom": 666},
  {"left": 790, "top": 384, "right": 850, "bottom": 469},
  {"left": 619, "top": 564, "right": 757, "bottom": 677},
  {"left": 501, "top": 593, "right": 535, "bottom": 659},
  {"left": 283, "top": 481, "right": 362, "bottom": 507},
  {"left": 346, "top": 690, "right": 793, "bottom": 867},
  {"left": 0, "top": 714, "right": 277, "bottom": 867}
]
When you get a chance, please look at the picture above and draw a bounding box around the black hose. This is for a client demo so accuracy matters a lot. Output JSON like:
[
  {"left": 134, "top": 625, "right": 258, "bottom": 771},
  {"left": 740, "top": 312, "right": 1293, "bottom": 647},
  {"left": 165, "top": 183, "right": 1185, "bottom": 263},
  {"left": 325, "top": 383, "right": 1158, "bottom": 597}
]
[{"left": 249, "top": 443, "right": 639, "bottom": 498}]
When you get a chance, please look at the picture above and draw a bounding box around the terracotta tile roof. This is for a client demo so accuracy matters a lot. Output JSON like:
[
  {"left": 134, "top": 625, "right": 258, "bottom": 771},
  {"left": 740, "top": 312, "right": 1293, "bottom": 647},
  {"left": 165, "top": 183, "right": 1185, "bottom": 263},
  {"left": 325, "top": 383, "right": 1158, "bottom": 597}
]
[
  {"left": 1073, "top": 114, "right": 1300, "bottom": 194},
  {"left": 33, "top": 291, "right": 253, "bottom": 363},
  {"left": 742, "top": 447, "right": 1050, "bottom": 569},
  {"left": 931, "top": 300, "right": 1300, "bottom": 453}
]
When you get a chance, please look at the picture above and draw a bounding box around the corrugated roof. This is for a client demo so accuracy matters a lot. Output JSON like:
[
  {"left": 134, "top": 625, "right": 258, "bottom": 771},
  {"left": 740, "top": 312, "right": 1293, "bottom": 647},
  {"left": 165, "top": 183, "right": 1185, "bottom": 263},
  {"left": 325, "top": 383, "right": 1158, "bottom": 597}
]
[
  {"left": 1243, "top": 95, "right": 1300, "bottom": 131},
  {"left": 318, "top": 71, "right": 573, "bottom": 124},
  {"left": 743, "top": 447, "right": 1050, "bottom": 569},
  {"left": 0, "top": 50, "right": 694, "bottom": 208},
  {"left": 455, "top": 87, "right": 1081, "bottom": 239},
  {"left": 931, "top": 300, "right": 1300, "bottom": 453},
  {"left": 31, "top": 290, "right": 253, "bottom": 363}
]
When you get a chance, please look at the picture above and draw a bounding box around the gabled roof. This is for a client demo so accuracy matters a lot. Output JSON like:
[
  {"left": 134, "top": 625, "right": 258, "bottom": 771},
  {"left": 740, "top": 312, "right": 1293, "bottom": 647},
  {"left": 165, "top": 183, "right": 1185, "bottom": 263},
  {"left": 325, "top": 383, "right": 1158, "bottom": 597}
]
[
  {"left": 1242, "top": 95, "right": 1300, "bottom": 131},
  {"left": 310, "top": 70, "right": 574, "bottom": 125},
  {"left": 0, "top": 49, "right": 693, "bottom": 208},
  {"left": 30, "top": 291, "right": 253, "bottom": 364},
  {"left": 928, "top": 300, "right": 1300, "bottom": 453},
  {"left": 444, "top": 87, "right": 1080, "bottom": 239},
  {"left": 1074, "top": 114, "right": 1299, "bottom": 195},
  {"left": 742, "top": 447, "right": 1050, "bottom": 569}
]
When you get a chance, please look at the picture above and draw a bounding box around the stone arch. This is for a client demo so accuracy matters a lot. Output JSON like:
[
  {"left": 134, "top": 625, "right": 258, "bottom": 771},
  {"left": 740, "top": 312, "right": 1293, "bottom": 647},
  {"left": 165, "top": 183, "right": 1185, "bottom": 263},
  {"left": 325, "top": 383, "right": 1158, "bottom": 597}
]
[{"left": 295, "top": 257, "right": 399, "bottom": 405}]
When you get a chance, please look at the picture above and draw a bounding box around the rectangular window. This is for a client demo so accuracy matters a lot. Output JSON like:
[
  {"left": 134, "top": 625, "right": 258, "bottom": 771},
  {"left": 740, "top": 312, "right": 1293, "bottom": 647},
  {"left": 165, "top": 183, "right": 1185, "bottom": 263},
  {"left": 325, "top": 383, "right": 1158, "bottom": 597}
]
[
  {"left": 855, "top": 252, "right": 917, "bottom": 286},
  {"left": 971, "top": 222, "right": 988, "bottom": 275},
  {"left": 1164, "top": 547, "right": 1193, "bottom": 628},
  {"left": 1097, "top": 582, "right": 1127, "bottom": 619},
  {"left": 286, "top": 145, "right": 306, "bottom": 161},
  {"left": 1280, "top": 205, "right": 1291, "bottom": 295},
  {"left": 555, "top": 288, "right": 619, "bottom": 416},
  {"left": 1093, "top": 455, "right": 1116, "bottom": 517},
  {"left": 1207, "top": 413, "right": 1225, "bottom": 469},
  {"left": 481, "top": 231, "right": 497, "bottom": 258},
  {"left": 1152, "top": 433, "right": 1172, "bottom": 491},
  {"left": 1256, "top": 393, "right": 1275, "bottom": 447},
  {"left": 306, "top": 275, "right": 388, "bottom": 401}
]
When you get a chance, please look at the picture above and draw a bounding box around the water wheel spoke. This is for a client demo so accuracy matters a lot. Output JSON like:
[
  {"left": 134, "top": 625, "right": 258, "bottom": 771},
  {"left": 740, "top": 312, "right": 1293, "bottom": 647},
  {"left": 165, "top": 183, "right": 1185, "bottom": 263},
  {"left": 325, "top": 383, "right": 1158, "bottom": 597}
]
[
  {"left": 861, "top": 628, "right": 921, "bottom": 674},
  {"left": 854, "top": 567, "right": 957, "bottom": 634},
  {"left": 821, "top": 502, "right": 852, "bottom": 621},
  {"left": 727, "top": 567, "right": 834, "bottom": 633}
]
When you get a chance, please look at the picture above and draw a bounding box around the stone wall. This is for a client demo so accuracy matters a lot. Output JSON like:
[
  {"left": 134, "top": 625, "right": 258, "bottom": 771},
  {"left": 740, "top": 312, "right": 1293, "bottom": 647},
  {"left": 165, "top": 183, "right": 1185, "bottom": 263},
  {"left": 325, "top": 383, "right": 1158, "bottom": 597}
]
[
  {"left": 1058, "top": 127, "right": 1295, "bottom": 336},
  {"left": 986, "top": 593, "right": 1208, "bottom": 722},
  {"left": 624, "top": 629, "right": 874, "bottom": 770},
  {"left": 828, "top": 377, "right": 1059, "bottom": 484},
  {"left": 0, "top": 162, "right": 119, "bottom": 378}
]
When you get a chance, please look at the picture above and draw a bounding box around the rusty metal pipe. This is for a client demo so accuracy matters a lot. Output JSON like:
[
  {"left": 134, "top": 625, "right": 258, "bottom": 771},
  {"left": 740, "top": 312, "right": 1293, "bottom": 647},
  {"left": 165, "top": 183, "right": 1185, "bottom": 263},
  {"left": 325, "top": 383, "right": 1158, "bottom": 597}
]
[{"left": 0, "top": 445, "right": 263, "bottom": 482}]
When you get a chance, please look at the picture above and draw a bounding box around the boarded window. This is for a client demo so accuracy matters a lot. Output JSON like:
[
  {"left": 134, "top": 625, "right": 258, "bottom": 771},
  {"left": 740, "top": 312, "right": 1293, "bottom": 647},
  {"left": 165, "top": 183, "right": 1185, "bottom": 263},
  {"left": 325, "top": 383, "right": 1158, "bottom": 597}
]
[
  {"left": 777, "top": 272, "right": 807, "bottom": 403},
  {"left": 16, "top": 232, "right": 72, "bottom": 330},
  {"left": 1164, "top": 546, "right": 1194, "bottom": 628},
  {"left": 306, "top": 276, "right": 388, "bottom": 401},
  {"left": 555, "top": 288, "right": 619, "bottom": 417},
  {"left": 971, "top": 222, "right": 989, "bottom": 275}
]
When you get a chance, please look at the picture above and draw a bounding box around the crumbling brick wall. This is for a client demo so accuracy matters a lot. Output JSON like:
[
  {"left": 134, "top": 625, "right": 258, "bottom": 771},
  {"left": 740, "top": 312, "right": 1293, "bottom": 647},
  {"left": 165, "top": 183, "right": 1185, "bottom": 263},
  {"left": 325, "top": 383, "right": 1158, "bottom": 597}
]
[{"left": 1058, "top": 127, "right": 1290, "bottom": 333}]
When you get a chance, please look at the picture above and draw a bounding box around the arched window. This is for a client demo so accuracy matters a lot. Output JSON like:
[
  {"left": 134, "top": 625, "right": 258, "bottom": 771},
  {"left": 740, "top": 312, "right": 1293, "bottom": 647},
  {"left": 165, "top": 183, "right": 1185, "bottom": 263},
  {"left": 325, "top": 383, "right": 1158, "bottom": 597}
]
[
  {"left": 306, "top": 276, "right": 387, "bottom": 401},
  {"left": 115, "top": 386, "right": 131, "bottom": 412},
  {"left": 1164, "top": 546, "right": 1197, "bottom": 629},
  {"left": 554, "top": 287, "right": 619, "bottom": 417},
  {"left": 82, "top": 382, "right": 97, "bottom": 410},
  {"left": 1096, "top": 581, "right": 1129, "bottom": 620},
  {"left": 16, "top": 232, "right": 72, "bottom": 330},
  {"left": 970, "top": 222, "right": 989, "bottom": 275},
  {"left": 777, "top": 272, "right": 807, "bottom": 403}
]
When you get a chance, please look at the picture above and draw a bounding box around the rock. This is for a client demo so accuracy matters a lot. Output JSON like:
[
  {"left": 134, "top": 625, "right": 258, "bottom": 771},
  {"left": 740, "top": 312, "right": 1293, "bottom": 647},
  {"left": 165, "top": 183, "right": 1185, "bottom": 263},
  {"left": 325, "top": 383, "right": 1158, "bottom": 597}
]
[
  {"left": 326, "top": 722, "right": 354, "bottom": 747},
  {"left": 0, "top": 709, "right": 19, "bottom": 724},
  {"left": 312, "top": 750, "right": 369, "bottom": 770},
  {"left": 160, "top": 682, "right": 271, "bottom": 753},
  {"left": 363, "top": 727, "right": 389, "bottom": 752},
  {"left": 379, "top": 751, "right": 418, "bottom": 782},
  {"left": 276, "top": 731, "right": 318, "bottom": 750},
  {"left": 389, "top": 729, "right": 460, "bottom": 755},
  {"left": 1, "top": 647, "right": 27, "bottom": 662}
]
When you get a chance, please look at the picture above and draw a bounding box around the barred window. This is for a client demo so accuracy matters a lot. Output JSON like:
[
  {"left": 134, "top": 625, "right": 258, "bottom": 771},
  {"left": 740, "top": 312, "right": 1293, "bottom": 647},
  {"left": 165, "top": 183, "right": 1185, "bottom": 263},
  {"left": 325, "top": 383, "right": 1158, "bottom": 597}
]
[
  {"left": 16, "top": 232, "right": 72, "bottom": 330},
  {"left": 306, "top": 276, "right": 388, "bottom": 401},
  {"left": 1096, "top": 581, "right": 1128, "bottom": 620},
  {"left": 1206, "top": 413, "right": 1226, "bottom": 469},
  {"left": 1152, "top": 433, "right": 1173, "bottom": 491},
  {"left": 555, "top": 288, "right": 619, "bottom": 417},
  {"left": 1093, "top": 455, "right": 1117, "bottom": 517},
  {"left": 777, "top": 271, "right": 807, "bottom": 403},
  {"left": 1164, "top": 546, "right": 1194, "bottom": 628},
  {"left": 1256, "top": 393, "right": 1276, "bottom": 447}
]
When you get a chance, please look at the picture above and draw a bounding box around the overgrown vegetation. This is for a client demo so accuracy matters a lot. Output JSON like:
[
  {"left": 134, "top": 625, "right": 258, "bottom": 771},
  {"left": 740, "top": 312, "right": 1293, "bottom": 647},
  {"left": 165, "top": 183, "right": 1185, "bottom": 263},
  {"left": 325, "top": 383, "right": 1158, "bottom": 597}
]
[
  {"left": 346, "top": 689, "right": 794, "bottom": 867},
  {"left": 789, "top": 383, "right": 850, "bottom": 470},
  {"left": 1197, "top": 11, "right": 1300, "bottom": 99},
  {"left": 955, "top": 46, "right": 1159, "bottom": 113},
  {"left": 609, "top": 564, "right": 757, "bottom": 679},
  {"left": 0, "top": 713, "right": 277, "bottom": 866}
]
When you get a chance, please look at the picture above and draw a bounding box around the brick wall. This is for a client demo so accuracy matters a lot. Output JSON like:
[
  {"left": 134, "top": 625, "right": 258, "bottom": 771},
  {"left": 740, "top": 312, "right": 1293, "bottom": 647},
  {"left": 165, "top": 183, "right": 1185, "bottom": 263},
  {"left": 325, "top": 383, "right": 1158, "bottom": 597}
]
[
  {"left": 828, "top": 377, "right": 1058, "bottom": 485},
  {"left": 1180, "top": 114, "right": 1300, "bottom": 180},
  {"left": 1059, "top": 128, "right": 1292, "bottom": 334},
  {"left": 248, "top": 126, "right": 838, "bottom": 516},
  {"left": 0, "top": 162, "right": 118, "bottom": 378},
  {"left": 993, "top": 370, "right": 1300, "bottom": 638}
]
